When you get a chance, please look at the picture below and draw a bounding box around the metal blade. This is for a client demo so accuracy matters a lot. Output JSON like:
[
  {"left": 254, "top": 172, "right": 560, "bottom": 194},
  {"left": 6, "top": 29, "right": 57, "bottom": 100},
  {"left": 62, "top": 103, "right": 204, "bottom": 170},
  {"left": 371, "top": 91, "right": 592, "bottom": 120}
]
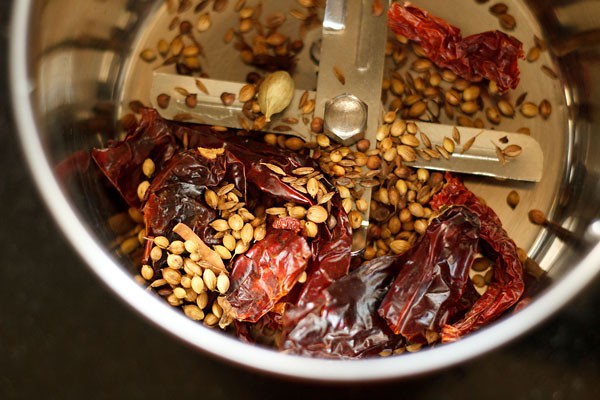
[
  {"left": 315, "top": 0, "right": 390, "bottom": 253},
  {"left": 407, "top": 122, "right": 543, "bottom": 182},
  {"left": 150, "top": 69, "right": 315, "bottom": 142}
]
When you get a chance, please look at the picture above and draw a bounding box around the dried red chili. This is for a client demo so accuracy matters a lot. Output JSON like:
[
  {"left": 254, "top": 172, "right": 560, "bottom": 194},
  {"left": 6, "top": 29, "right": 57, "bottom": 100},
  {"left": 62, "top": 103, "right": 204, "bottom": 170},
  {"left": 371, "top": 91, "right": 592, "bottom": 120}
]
[
  {"left": 388, "top": 3, "right": 524, "bottom": 93},
  {"left": 92, "top": 108, "right": 353, "bottom": 330},
  {"left": 378, "top": 206, "right": 481, "bottom": 344},
  {"left": 221, "top": 229, "right": 311, "bottom": 323},
  {"left": 430, "top": 173, "right": 525, "bottom": 342},
  {"left": 91, "top": 109, "right": 178, "bottom": 208},
  {"left": 281, "top": 255, "right": 404, "bottom": 358}
]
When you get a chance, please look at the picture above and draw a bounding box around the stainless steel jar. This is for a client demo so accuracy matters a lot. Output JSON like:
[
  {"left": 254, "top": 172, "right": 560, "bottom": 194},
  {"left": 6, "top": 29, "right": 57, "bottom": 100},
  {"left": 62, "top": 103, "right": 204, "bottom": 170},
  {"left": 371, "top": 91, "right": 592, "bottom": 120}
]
[{"left": 10, "top": 0, "right": 600, "bottom": 381}]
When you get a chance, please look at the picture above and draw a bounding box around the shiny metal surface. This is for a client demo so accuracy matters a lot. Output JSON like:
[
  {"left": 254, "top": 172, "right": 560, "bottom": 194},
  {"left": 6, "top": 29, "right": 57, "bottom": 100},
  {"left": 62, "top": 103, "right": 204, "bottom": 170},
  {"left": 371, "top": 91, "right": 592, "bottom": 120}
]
[{"left": 9, "top": 0, "right": 600, "bottom": 381}]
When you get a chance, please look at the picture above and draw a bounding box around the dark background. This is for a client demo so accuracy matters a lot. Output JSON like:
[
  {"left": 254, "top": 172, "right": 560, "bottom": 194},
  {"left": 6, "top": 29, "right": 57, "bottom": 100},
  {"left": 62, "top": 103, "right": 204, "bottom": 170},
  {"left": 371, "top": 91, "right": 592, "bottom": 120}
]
[{"left": 2, "top": 2, "right": 600, "bottom": 399}]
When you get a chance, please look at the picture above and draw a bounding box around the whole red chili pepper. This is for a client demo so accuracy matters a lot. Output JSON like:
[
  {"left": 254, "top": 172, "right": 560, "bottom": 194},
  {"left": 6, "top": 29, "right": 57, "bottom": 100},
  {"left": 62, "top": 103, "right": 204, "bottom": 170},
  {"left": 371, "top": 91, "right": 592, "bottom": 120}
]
[
  {"left": 281, "top": 255, "right": 405, "bottom": 358},
  {"left": 378, "top": 206, "right": 481, "bottom": 344},
  {"left": 388, "top": 2, "right": 524, "bottom": 93},
  {"left": 430, "top": 173, "right": 525, "bottom": 342},
  {"left": 222, "top": 229, "right": 311, "bottom": 323}
]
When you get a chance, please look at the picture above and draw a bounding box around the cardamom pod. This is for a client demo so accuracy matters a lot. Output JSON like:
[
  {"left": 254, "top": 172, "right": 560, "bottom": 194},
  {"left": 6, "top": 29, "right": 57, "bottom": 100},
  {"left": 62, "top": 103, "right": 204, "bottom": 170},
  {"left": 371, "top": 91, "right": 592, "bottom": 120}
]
[{"left": 257, "top": 70, "right": 295, "bottom": 122}]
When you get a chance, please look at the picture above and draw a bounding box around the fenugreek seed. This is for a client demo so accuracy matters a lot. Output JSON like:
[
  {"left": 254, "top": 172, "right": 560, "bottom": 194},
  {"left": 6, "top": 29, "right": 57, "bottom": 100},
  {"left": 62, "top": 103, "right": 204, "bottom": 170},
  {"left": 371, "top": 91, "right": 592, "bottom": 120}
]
[
  {"left": 140, "top": 48, "right": 157, "bottom": 62},
  {"left": 191, "top": 275, "right": 205, "bottom": 294},
  {"left": 234, "top": 240, "right": 249, "bottom": 255},
  {"left": 380, "top": 136, "right": 393, "bottom": 151},
  {"left": 443, "top": 137, "right": 455, "bottom": 154},
  {"left": 390, "top": 240, "right": 411, "bottom": 255},
  {"left": 527, "top": 46, "right": 541, "bottom": 62},
  {"left": 157, "top": 39, "right": 169, "bottom": 57},
  {"left": 460, "top": 101, "right": 479, "bottom": 115},
  {"left": 196, "top": 291, "right": 209, "bottom": 309},
  {"left": 119, "top": 236, "right": 139, "bottom": 255},
  {"left": 141, "top": 265, "right": 154, "bottom": 281},
  {"left": 520, "top": 102, "right": 538, "bottom": 118},
  {"left": 241, "top": 223, "right": 254, "bottom": 244},
  {"left": 156, "top": 93, "right": 171, "bottom": 109},
  {"left": 400, "top": 134, "right": 420, "bottom": 147},
  {"left": 300, "top": 99, "right": 316, "bottom": 115},
  {"left": 162, "top": 268, "right": 182, "bottom": 286},
  {"left": 507, "top": 190, "right": 520, "bottom": 209},
  {"left": 204, "top": 313, "right": 219, "bottom": 327},
  {"left": 142, "top": 158, "right": 155, "bottom": 178},
  {"left": 185, "top": 93, "right": 197, "bottom": 108},
  {"left": 307, "top": 205, "right": 328, "bottom": 224},
  {"left": 416, "top": 168, "right": 429, "bottom": 183},
  {"left": 445, "top": 89, "right": 461, "bottom": 106},
  {"left": 456, "top": 116, "right": 474, "bottom": 127},
  {"left": 390, "top": 119, "right": 406, "bottom": 137},
  {"left": 318, "top": 192, "right": 335, "bottom": 205},
  {"left": 461, "top": 130, "right": 482, "bottom": 153},
  {"left": 472, "top": 274, "right": 486, "bottom": 288},
  {"left": 217, "top": 274, "right": 230, "bottom": 294},
  {"left": 382, "top": 147, "right": 397, "bottom": 162},
  {"left": 214, "top": 245, "right": 232, "bottom": 260},
  {"left": 397, "top": 145, "right": 417, "bottom": 162},
  {"left": 210, "top": 219, "right": 230, "bottom": 232},
  {"left": 183, "top": 305, "right": 205, "bottom": 321},
  {"left": 499, "top": 13, "right": 516, "bottom": 30},
  {"left": 150, "top": 246, "right": 163, "bottom": 261},
  {"left": 284, "top": 137, "right": 304, "bottom": 152},
  {"left": 453, "top": 78, "right": 470, "bottom": 91},
  {"left": 406, "top": 122, "right": 418, "bottom": 135},
  {"left": 223, "top": 27, "right": 234, "bottom": 43},
  {"left": 472, "top": 257, "right": 493, "bottom": 272},
  {"left": 408, "top": 202, "right": 425, "bottom": 218},
  {"left": 239, "top": 17, "right": 253, "bottom": 33},
  {"left": 347, "top": 210, "right": 363, "bottom": 230},
  {"left": 333, "top": 66, "right": 346, "bottom": 85},
  {"left": 238, "top": 84, "right": 256, "bottom": 103},
  {"left": 316, "top": 134, "right": 330, "bottom": 148},
  {"left": 169, "top": 240, "right": 185, "bottom": 255},
  {"left": 196, "top": 13, "right": 211, "bottom": 32},
  {"left": 341, "top": 198, "right": 353, "bottom": 215},
  {"left": 220, "top": 92, "right": 235, "bottom": 106},
  {"left": 203, "top": 268, "right": 217, "bottom": 291},
  {"left": 167, "top": 253, "right": 184, "bottom": 269},
  {"left": 441, "top": 69, "right": 457, "bottom": 82},
  {"left": 502, "top": 144, "right": 523, "bottom": 157},
  {"left": 228, "top": 214, "right": 244, "bottom": 231},
  {"left": 414, "top": 219, "right": 428, "bottom": 235},
  {"left": 541, "top": 65, "right": 558, "bottom": 80},
  {"left": 173, "top": 287, "right": 187, "bottom": 299},
  {"left": 152, "top": 235, "right": 169, "bottom": 250},
  {"left": 239, "top": 6, "right": 254, "bottom": 18},
  {"left": 222, "top": 234, "right": 236, "bottom": 252},
  {"left": 137, "top": 181, "right": 150, "bottom": 201},
  {"left": 485, "top": 106, "right": 501, "bottom": 125},
  {"left": 355, "top": 198, "right": 368, "bottom": 213},
  {"left": 462, "top": 86, "right": 481, "bottom": 102},
  {"left": 304, "top": 178, "right": 318, "bottom": 198},
  {"left": 211, "top": 301, "right": 223, "bottom": 319},
  {"left": 539, "top": 99, "right": 552, "bottom": 119},
  {"left": 204, "top": 190, "right": 218, "bottom": 209},
  {"left": 497, "top": 100, "right": 515, "bottom": 117},
  {"left": 412, "top": 58, "right": 432, "bottom": 72},
  {"left": 489, "top": 3, "right": 508, "bottom": 15},
  {"left": 261, "top": 162, "right": 286, "bottom": 176},
  {"left": 254, "top": 224, "right": 267, "bottom": 241},
  {"left": 265, "top": 12, "right": 286, "bottom": 28},
  {"left": 304, "top": 221, "right": 319, "bottom": 238},
  {"left": 265, "top": 207, "right": 287, "bottom": 216},
  {"left": 408, "top": 101, "right": 427, "bottom": 118}
]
